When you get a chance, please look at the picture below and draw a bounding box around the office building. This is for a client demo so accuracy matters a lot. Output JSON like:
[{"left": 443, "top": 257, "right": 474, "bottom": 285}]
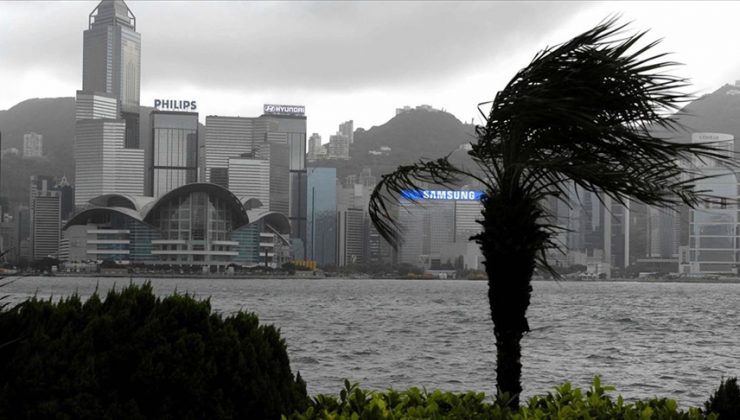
[
  {"left": 686, "top": 132, "right": 739, "bottom": 274},
  {"left": 23, "top": 132, "right": 43, "bottom": 157},
  {"left": 54, "top": 176, "right": 76, "bottom": 221},
  {"left": 260, "top": 105, "right": 308, "bottom": 257},
  {"left": 327, "top": 134, "right": 350, "bottom": 159},
  {"left": 338, "top": 120, "right": 354, "bottom": 145},
  {"left": 150, "top": 111, "right": 198, "bottom": 197},
  {"left": 75, "top": 91, "right": 118, "bottom": 120},
  {"left": 204, "top": 116, "right": 255, "bottom": 183},
  {"left": 307, "top": 133, "right": 326, "bottom": 161},
  {"left": 75, "top": 0, "right": 144, "bottom": 207},
  {"left": 228, "top": 157, "right": 270, "bottom": 208},
  {"left": 307, "top": 167, "right": 337, "bottom": 266},
  {"left": 75, "top": 116, "right": 144, "bottom": 206},
  {"left": 32, "top": 192, "right": 61, "bottom": 260},
  {"left": 83, "top": 0, "right": 141, "bottom": 146},
  {"left": 337, "top": 208, "right": 365, "bottom": 266}
]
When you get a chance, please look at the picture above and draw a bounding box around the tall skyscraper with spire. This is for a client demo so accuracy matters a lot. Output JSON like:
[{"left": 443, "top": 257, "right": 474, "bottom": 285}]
[
  {"left": 75, "top": 0, "right": 145, "bottom": 207},
  {"left": 83, "top": 0, "right": 141, "bottom": 147}
]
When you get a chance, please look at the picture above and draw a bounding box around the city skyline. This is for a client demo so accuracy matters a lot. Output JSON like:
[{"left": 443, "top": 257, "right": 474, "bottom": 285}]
[{"left": 2, "top": 1, "right": 740, "bottom": 141}]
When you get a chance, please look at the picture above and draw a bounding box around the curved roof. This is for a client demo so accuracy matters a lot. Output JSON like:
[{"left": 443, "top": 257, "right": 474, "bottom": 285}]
[
  {"left": 241, "top": 197, "right": 264, "bottom": 211},
  {"left": 142, "top": 183, "right": 249, "bottom": 228},
  {"left": 246, "top": 209, "right": 291, "bottom": 235},
  {"left": 63, "top": 206, "right": 146, "bottom": 230},
  {"left": 88, "top": 193, "right": 155, "bottom": 211}
]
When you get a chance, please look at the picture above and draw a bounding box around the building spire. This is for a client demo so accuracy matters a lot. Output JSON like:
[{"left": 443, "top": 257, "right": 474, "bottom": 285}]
[{"left": 89, "top": 0, "right": 136, "bottom": 30}]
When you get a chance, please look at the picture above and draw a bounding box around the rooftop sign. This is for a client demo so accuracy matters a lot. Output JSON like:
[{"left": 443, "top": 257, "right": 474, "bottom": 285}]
[
  {"left": 401, "top": 190, "right": 484, "bottom": 201},
  {"left": 263, "top": 104, "right": 305, "bottom": 116},
  {"left": 154, "top": 99, "right": 197, "bottom": 112}
]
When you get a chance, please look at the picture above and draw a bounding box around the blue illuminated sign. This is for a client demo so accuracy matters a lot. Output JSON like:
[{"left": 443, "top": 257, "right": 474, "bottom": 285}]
[{"left": 401, "top": 190, "right": 484, "bottom": 201}]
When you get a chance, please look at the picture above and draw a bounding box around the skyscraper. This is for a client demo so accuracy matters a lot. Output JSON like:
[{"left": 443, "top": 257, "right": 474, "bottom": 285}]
[
  {"left": 204, "top": 116, "right": 255, "bottom": 183},
  {"left": 260, "top": 105, "right": 308, "bottom": 256},
  {"left": 150, "top": 111, "right": 199, "bottom": 197},
  {"left": 75, "top": 0, "right": 144, "bottom": 207},
  {"left": 228, "top": 157, "right": 270, "bottom": 208},
  {"left": 83, "top": 0, "right": 141, "bottom": 147},
  {"left": 338, "top": 120, "right": 354, "bottom": 145},
  {"left": 307, "top": 167, "right": 337, "bottom": 266}
]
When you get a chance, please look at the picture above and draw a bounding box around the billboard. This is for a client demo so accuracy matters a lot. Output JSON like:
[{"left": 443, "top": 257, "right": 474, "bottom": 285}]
[
  {"left": 401, "top": 190, "right": 484, "bottom": 201},
  {"left": 154, "top": 99, "right": 197, "bottom": 112},
  {"left": 263, "top": 104, "right": 305, "bottom": 116}
]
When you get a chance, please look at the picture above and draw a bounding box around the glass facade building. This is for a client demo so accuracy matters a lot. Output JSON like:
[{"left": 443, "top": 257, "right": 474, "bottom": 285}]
[
  {"left": 150, "top": 111, "right": 198, "bottom": 197},
  {"left": 62, "top": 184, "right": 290, "bottom": 267},
  {"left": 687, "top": 133, "right": 739, "bottom": 274},
  {"left": 307, "top": 168, "right": 337, "bottom": 266},
  {"left": 259, "top": 113, "right": 308, "bottom": 256}
]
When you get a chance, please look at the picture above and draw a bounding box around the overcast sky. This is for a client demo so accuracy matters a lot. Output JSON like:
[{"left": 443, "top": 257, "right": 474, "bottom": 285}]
[{"left": 1, "top": 1, "right": 739, "bottom": 141}]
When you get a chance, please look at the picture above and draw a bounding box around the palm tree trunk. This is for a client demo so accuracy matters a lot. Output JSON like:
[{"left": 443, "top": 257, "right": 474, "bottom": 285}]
[{"left": 476, "top": 189, "right": 542, "bottom": 408}]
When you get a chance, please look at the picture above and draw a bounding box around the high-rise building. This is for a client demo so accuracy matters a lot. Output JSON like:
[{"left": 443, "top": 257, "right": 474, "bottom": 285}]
[
  {"left": 32, "top": 192, "right": 61, "bottom": 261},
  {"left": 307, "top": 167, "right": 337, "bottom": 266},
  {"left": 75, "top": 0, "right": 144, "bottom": 207},
  {"left": 228, "top": 157, "right": 270, "bottom": 208},
  {"left": 54, "top": 176, "right": 76, "bottom": 221},
  {"left": 150, "top": 111, "right": 198, "bottom": 197},
  {"left": 75, "top": 116, "right": 144, "bottom": 206},
  {"left": 686, "top": 132, "right": 739, "bottom": 274},
  {"left": 23, "top": 132, "right": 43, "bottom": 157},
  {"left": 260, "top": 106, "right": 308, "bottom": 255},
  {"left": 30, "top": 176, "right": 61, "bottom": 260},
  {"left": 307, "top": 133, "right": 325, "bottom": 161},
  {"left": 338, "top": 120, "right": 354, "bottom": 145},
  {"left": 337, "top": 208, "right": 364, "bottom": 266},
  {"left": 83, "top": 0, "right": 141, "bottom": 148},
  {"left": 204, "top": 116, "right": 255, "bottom": 183},
  {"left": 327, "top": 133, "right": 350, "bottom": 159}
]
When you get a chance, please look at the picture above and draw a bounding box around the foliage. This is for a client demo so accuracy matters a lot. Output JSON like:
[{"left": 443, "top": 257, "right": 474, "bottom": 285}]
[
  {"left": 705, "top": 377, "right": 740, "bottom": 419},
  {"left": 0, "top": 282, "right": 308, "bottom": 419},
  {"left": 286, "top": 377, "right": 713, "bottom": 420},
  {"left": 368, "top": 17, "right": 735, "bottom": 406}
]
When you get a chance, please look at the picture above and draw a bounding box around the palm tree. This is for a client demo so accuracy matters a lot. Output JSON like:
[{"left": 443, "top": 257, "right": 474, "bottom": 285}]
[{"left": 368, "top": 18, "right": 732, "bottom": 407}]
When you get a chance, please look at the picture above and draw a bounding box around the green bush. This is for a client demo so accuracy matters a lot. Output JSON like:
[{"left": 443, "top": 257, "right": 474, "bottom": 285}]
[
  {"left": 705, "top": 377, "right": 740, "bottom": 419},
  {"left": 286, "top": 377, "right": 713, "bottom": 419},
  {"left": 0, "top": 283, "right": 308, "bottom": 419}
]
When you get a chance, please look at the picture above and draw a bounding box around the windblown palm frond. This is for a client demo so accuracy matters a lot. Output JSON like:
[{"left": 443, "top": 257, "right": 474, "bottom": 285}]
[
  {"left": 370, "top": 17, "right": 735, "bottom": 250},
  {"left": 368, "top": 157, "right": 486, "bottom": 249},
  {"left": 473, "top": 17, "right": 734, "bottom": 204}
]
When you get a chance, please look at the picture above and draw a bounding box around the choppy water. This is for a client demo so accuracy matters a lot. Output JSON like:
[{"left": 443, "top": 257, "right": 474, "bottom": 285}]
[{"left": 1, "top": 277, "right": 738, "bottom": 407}]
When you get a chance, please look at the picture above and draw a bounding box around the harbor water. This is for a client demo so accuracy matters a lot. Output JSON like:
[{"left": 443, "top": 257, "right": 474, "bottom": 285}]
[{"left": 1, "top": 277, "right": 738, "bottom": 407}]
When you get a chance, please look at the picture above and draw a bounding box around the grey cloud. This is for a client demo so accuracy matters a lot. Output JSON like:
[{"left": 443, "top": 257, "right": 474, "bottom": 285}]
[
  {"left": 136, "top": 1, "right": 587, "bottom": 92},
  {"left": 0, "top": 1, "right": 589, "bottom": 102}
]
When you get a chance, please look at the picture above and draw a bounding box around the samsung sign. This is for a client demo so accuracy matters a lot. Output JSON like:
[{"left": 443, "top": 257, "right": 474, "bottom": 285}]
[
  {"left": 402, "top": 190, "right": 484, "bottom": 201},
  {"left": 154, "top": 99, "right": 197, "bottom": 112},
  {"left": 263, "top": 104, "right": 305, "bottom": 116}
]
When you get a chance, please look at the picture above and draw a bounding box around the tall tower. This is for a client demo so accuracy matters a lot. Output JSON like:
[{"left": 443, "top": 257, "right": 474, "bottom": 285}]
[
  {"left": 75, "top": 0, "right": 144, "bottom": 207},
  {"left": 83, "top": 0, "right": 141, "bottom": 126}
]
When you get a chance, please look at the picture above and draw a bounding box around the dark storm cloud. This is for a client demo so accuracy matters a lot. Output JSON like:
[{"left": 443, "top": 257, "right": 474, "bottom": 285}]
[{"left": 134, "top": 1, "right": 586, "bottom": 91}]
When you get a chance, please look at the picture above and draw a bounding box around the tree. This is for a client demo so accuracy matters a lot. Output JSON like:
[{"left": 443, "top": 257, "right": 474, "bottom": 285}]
[{"left": 369, "top": 18, "right": 732, "bottom": 407}]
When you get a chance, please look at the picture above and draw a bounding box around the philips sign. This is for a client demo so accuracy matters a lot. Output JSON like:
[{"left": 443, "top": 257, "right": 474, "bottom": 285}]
[
  {"left": 263, "top": 104, "right": 305, "bottom": 116},
  {"left": 154, "top": 99, "right": 197, "bottom": 112},
  {"left": 401, "top": 190, "right": 484, "bottom": 201}
]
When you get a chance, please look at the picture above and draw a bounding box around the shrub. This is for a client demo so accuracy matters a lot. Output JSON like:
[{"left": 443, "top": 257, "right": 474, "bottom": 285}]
[
  {"left": 705, "top": 377, "right": 740, "bottom": 419},
  {"left": 286, "top": 377, "right": 712, "bottom": 419},
  {"left": 0, "top": 282, "right": 308, "bottom": 419}
]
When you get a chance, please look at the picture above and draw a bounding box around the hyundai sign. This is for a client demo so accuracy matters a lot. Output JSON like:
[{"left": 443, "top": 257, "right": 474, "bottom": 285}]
[
  {"left": 401, "top": 190, "right": 484, "bottom": 201},
  {"left": 263, "top": 104, "right": 305, "bottom": 116},
  {"left": 154, "top": 99, "right": 197, "bottom": 112}
]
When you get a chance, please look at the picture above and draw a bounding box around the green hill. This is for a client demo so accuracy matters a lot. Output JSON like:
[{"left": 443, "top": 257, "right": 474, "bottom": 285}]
[
  {"left": 0, "top": 97, "right": 76, "bottom": 209},
  {"left": 312, "top": 108, "right": 477, "bottom": 181}
]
